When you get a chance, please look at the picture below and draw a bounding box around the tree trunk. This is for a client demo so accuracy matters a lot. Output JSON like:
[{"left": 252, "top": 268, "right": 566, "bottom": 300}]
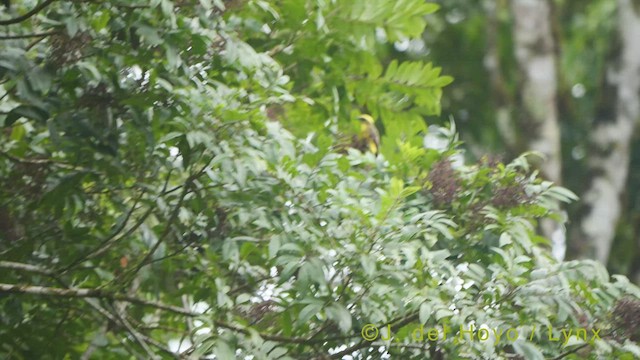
[
  {"left": 569, "top": 0, "right": 640, "bottom": 263},
  {"left": 510, "top": 0, "right": 565, "bottom": 259},
  {"left": 510, "top": 0, "right": 562, "bottom": 184},
  {"left": 485, "top": 0, "right": 516, "bottom": 153}
]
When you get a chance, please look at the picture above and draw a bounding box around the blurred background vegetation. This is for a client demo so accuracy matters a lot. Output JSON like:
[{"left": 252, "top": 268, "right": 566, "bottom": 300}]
[{"left": 415, "top": 0, "right": 640, "bottom": 279}]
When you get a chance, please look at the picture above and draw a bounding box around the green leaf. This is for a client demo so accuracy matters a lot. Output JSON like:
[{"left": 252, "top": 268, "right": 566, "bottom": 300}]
[
  {"left": 326, "top": 303, "right": 352, "bottom": 333},
  {"left": 299, "top": 258, "right": 325, "bottom": 286},
  {"left": 419, "top": 302, "right": 432, "bottom": 324},
  {"left": 214, "top": 340, "right": 234, "bottom": 359},
  {"left": 65, "top": 17, "right": 80, "bottom": 37},
  {"left": 269, "top": 236, "right": 281, "bottom": 259},
  {"left": 27, "top": 67, "right": 53, "bottom": 94},
  {"left": 91, "top": 11, "right": 111, "bottom": 32},
  {"left": 5, "top": 105, "right": 49, "bottom": 126},
  {"left": 296, "top": 303, "right": 323, "bottom": 327},
  {"left": 360, "top": 254, "right": 377, "bottom": 277},
  {"left": 136, "top": 25, "right": 163, "bottom": 45},
  {"left": 513, "top": 340, "right": 545, "bottom": 360}
]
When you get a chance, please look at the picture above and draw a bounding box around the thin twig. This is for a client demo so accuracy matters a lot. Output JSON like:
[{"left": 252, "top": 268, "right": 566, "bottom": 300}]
[
  {"left": 58, "top": 190, "right": 149, "bottom": 274},
  {"left": 122, "top": 160, "right": 214, "bottom": 282},
  {"left": 111, "top": 302, "right": 158, "bottom": 359}
]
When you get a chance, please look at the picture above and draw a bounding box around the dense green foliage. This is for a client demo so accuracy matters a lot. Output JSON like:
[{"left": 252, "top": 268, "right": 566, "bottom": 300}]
[{"left": 2, "top": 1, "right": 640, "bottom": 359}]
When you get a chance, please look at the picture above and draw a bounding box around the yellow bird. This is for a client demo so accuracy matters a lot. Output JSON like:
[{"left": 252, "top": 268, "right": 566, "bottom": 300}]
[{"left": 357, "top": 114, "right": 380, "bottom": 155}]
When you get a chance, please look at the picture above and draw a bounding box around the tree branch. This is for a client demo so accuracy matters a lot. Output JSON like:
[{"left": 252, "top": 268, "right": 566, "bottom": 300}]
[
  {"left": 120, "top": 160, "right": 214, "bottom": 284},
  {"left": 0, "top": 283, "right": 198, "bottom": 317},
  {"left": 58, "top": 189, "right": 149, "bottom": 274},
  {"left": 0, "top": 260, "right": 54, "bottom": 275},
  {"left": 0, "top": 281, "right": 361, "bottom": 348},
  {"left": 0, "top": 30, "right": 57, "bottom": 39},
  {"left": 0, "top": 0, "right": 57, "bottom": 26},
  {"left": 0, "top": 262, "right": 179, "bottom": 357},
  {"left": 86, "top": 297, "right": 178, "bottom": 359}
]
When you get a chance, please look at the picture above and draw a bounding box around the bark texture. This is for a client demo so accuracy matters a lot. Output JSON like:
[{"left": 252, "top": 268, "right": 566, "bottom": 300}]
[
  {"left": 510, "top": 0, "right": 562, "bottom": 184},
  {"left": 510, "top": 0, "right": 565, "bottom": 259}
]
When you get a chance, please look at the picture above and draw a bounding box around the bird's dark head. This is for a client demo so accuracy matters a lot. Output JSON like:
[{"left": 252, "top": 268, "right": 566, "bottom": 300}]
[{"left": 358, "top": 114, "right": 375, "bottom": 125}]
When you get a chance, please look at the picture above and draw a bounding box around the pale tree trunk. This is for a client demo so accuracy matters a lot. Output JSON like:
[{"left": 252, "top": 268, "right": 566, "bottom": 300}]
[
  {"left": 510, "top": 0, "right": 565, "bottom": 260},
  {"left": 510, "top": 0, "right": 562, "bottom": 183},
  {"left": 570, "top": 0, "right": 640, "bottom": 264}
]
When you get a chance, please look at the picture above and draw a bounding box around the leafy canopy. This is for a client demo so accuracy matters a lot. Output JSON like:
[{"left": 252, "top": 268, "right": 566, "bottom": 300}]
[{"left": 1, "top": 1, "right": 639, "bottom": 359}]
